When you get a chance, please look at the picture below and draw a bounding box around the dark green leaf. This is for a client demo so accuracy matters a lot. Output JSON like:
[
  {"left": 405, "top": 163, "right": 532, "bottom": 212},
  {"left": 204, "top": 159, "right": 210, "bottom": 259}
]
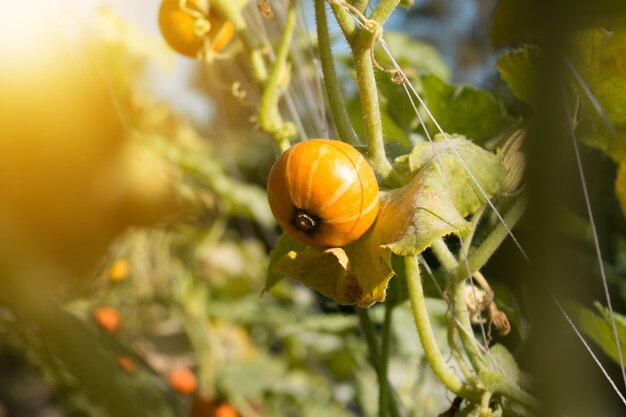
[
  {"left": 496, "top": 45, "right": 543, "bottom": 107},
  {"left": 421, "top": 74, "right": 516, "bottom": 145}
]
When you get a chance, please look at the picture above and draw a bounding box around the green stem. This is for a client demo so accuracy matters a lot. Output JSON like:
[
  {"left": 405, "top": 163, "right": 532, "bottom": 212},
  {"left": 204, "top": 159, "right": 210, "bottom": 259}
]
[
  {"left": 451, "top": 275, "right": 488, "bottom": 372},
  {"left": 379, "top": 302, "right": 394, "bottom": 417},
  {"left": 460, "top": 206, "right": 486, "bottom": 260},
  {"left": 214, "top": 0, "right": 294, "bottom": 151},
  {"left": 364, "top": 0, "right": 400, "bottom": 26},
  {"left": 328, "top": 0, "right": 401, "bottom": 186},
  {"left": 357, "top": 307, "right": 381, "bottom": 364},
  {"left": 405, "top": 256, "right": 480, "bottom": 400},
  {"left": 315, "top": 0, "right": 360, "bottom": 146},
  {"left": 353, "top": 45, "right": 395, "bottom": 181},
  {"left": 431, "top": 239, "right": 487, "bottom": 372},
  {"left": 329, "top": 3, "right": 357, "bottom": 46},
  {"left": 479, "top": 371, "right": 540, "bottom": 411},
  {"left": 431, "top": 239, "right": 457, "bottom": 271},
  {"left": 258, "top": 0, "right": 298, "bottom": 152},
  {"left": 356, "top": 308, "right": 402, "bottom": 417},
  {"left": 447, "top": 322, "right": 474, "bottom": 380},
  {"left": 213, "top": 1, "right": 268, "bottom": 82},
  {"left": 456, "top": 194, "right": 528, "bottom": 279},
  {"left": 352, "top": 0, "right": 368, "bottom": 13},
  {"left": 480, "top": 391, "right": 493, "bottom": 417}
]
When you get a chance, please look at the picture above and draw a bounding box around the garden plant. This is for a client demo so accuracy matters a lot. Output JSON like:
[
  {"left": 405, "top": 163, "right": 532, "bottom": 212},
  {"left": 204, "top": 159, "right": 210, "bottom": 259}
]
[{"left": 1, "top": 0, "right": 626, "bottom": 416}]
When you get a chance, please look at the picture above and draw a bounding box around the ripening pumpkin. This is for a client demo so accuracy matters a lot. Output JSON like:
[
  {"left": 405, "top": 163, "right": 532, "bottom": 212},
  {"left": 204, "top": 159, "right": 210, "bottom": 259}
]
[
  {"left": 158, "top": 0, "right": 234, "bottom": 58},
  {"left": 267, "top": 139, "right": 379, "bottom": 247}
]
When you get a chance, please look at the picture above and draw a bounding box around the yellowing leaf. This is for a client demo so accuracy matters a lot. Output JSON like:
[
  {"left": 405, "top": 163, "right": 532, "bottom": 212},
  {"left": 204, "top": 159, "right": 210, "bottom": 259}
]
[
  {"left": 344, "top": 230, "right": 394, "bottom": 307},
  {"left": 571, "top": 28, "right": 626, "bottom": 125},
  {"left": 395, "top": 135, "right": 506, "bottom": 216},
  {"left": 374, "top": 164, "right": 470, "bottom": 256},
  {"left": 272, "top": 247, "right": 392, "bottom": 308}
]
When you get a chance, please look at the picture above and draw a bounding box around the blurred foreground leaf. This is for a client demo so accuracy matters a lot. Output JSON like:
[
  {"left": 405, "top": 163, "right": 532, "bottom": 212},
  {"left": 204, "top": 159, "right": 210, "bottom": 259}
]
[{"left": 578, "top": 302, "right": 626, "bottom": 365}]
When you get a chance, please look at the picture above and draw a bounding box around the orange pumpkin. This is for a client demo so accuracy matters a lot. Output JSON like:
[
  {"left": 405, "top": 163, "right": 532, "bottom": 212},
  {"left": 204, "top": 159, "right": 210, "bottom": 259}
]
[
  {"left": 267, "top": 139, "right": 379, "bottom": 247},
  {"left": 158, "top": 0, "right": 234, "bottom": 58}
]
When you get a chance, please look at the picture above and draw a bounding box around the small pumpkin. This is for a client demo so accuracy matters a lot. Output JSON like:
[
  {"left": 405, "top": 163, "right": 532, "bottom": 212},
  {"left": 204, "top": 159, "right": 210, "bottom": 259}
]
[
  {"left": 158, "top": 0, "right": 234, "bottom": 58},
  {"left": 267, "top": 139, "right": 379, "bottom": 247}
]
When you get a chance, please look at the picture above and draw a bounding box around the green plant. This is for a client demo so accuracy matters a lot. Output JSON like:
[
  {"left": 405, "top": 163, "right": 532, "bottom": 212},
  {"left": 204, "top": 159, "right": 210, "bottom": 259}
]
[{"left": 1, "top": 1, "right": 626, "bottom": 416}]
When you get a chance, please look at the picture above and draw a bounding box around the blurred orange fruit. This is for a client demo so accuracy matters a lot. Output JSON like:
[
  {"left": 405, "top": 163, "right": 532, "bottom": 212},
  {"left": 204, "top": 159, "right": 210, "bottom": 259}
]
[
  {"left": 116, "top": 356, "right": 136, "bottom": 374},
  {"left": 169, "top": 367, "right": 197, "bottom": 394},
  {"left": 215, "top": 404, "right": 239, "bottom": 417},
  {"left": 94, "top": 307, "right": 122, "bottom": 333},
  {"left": 109, "top": 259, "right": 130, "bottom": 283},
  {"left": 158, "top": 0, "right": 234, "bottom": 58}
]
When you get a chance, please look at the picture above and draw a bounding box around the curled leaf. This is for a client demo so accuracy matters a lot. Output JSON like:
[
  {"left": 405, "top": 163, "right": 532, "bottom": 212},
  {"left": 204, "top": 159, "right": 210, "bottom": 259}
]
[
  {"left": 374, "top": 162, "right": 470, "bottom": 256},
  {"left": 272, "top": 246, "right": 393, "bottom": 308},
  {"left": 394, "top": 135, "right": 506, "bottom": 216}
]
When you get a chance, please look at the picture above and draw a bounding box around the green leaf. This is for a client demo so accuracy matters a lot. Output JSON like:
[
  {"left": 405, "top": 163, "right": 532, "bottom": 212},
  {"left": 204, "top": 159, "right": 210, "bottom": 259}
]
[
  {"left": 571, "top": 28, "right": 626, "bottom": 126},
  {"left": 264, "top": 233, "right": 306, "bottom": 293},
  {"left": 496, "top": 45, "right": 543, "bottom": 107},
  {"left": 601, "top": 29, "right": 626, "bottom": 73},
  {"left": 216, "top": 355, "right": 286, "bottom": 399},
  {"left": 374, "top": 33, "right": 450, "bottom": 138},
  {"left": 487, "top": 344, "right": 522, "bottom": 385},
  {"left": 394, "top": 135, "right": 507, "bottom": 216},
  {"left": 572, "top": 29, "right": 626, "bottom": 179},
  {"left": 578, "top": 302, "right": 626, "bottom": 365},
  {"left": 374, "top": 163, "right": 470, "bottom": 256},
  {"left": 420, "top": 74, "right": 516, "bottom": 145}
]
